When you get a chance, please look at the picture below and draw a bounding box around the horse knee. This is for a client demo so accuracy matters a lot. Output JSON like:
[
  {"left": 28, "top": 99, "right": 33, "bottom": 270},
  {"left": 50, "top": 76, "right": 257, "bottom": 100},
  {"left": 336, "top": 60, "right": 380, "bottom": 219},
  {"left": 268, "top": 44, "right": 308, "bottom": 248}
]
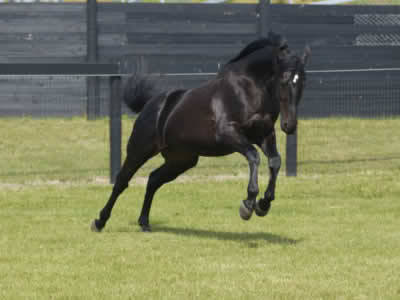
[{"left": 268, "top": 155, "right": 281, "bottom": 171}]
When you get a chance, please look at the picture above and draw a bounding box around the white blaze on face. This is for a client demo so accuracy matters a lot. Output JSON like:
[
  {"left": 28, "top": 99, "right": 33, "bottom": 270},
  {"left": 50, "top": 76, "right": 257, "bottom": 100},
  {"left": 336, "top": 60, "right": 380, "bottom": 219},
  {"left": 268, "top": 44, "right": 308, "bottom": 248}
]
[{"left": 293, "top": 74, "right": 299, "bottom": 84}]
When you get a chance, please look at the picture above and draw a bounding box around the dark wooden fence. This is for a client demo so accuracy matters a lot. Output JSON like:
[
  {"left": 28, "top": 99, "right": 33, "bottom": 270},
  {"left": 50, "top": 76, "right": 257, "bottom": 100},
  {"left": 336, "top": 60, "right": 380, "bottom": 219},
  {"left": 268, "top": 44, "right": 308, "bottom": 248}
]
[{"left": 1, "top": 2, "right": 399, "bottom": 116}]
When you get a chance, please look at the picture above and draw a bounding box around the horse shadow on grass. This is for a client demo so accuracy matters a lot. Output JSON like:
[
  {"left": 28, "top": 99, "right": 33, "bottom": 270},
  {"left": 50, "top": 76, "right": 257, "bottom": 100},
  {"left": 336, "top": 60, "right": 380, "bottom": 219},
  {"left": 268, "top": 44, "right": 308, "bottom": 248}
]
[
  {"left": 151, "top": 224, "right": 301, "bottom": 245},
  {"left": 113, "top": 221, "right": 301, "bottom": 245}
]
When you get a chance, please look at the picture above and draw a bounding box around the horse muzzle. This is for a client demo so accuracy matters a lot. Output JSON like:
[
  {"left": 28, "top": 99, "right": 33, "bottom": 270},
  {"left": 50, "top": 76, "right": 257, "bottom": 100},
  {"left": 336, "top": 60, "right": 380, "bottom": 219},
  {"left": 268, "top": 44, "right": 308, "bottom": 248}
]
[{"left": 281, "top": 119, "right": 297, "bottom": 135}]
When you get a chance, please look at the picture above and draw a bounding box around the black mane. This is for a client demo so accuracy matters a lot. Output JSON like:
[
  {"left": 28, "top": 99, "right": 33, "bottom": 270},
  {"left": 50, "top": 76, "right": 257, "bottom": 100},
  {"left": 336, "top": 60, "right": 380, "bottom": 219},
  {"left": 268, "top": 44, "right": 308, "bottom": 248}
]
[{"left": 227, "top": 32, "right": 288, "bottom": 64}]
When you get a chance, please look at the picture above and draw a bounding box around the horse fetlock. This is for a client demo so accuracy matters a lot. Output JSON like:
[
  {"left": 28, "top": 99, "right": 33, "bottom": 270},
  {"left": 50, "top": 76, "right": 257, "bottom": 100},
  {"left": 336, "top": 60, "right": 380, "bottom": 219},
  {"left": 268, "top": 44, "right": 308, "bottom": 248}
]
[
  {"left": 138, "top": 218, "right": 152, "bottom": 232},
  {"left": 138, "top": 216, "right": 151, "bottom": 228},
  {"left": 99, "top": 208, "right": 111, "bottom": 220},
  {"left": 247, "top": 182, "right": 259, "bottom": 198},
  {"left": 248, "top": 189, "right": 259, "bottom": 200},
  {"left": 265, "top": 190, "right": 275, "bottom": 202}
]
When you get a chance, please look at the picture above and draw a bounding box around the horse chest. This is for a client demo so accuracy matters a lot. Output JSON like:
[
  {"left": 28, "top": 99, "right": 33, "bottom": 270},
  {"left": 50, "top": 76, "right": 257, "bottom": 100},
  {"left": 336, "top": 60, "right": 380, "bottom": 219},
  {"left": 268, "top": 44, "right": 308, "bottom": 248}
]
[{"left": 243, "top": 113, "right": 275, "bottom": 141}]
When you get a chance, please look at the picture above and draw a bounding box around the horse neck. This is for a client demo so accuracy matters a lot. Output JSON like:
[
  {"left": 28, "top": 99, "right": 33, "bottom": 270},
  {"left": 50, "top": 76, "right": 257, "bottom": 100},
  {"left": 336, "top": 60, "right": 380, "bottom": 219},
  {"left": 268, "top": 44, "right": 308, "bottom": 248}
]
[
  {"left": 265, "top": 79, "right": 280, "bottom": 115},
  {"left": 242, "top": 49, "right": 276, "bottom": 81},
  {"left": 220, "top": 45, "right": 276, "bottom": 76}
]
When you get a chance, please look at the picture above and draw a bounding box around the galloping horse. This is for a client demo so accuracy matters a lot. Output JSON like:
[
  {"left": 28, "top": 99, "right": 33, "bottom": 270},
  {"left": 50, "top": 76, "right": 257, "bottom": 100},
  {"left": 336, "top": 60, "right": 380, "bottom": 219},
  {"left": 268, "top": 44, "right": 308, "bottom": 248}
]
[{"left": 92, "top": 32, "right": 310, "bottom": 232}]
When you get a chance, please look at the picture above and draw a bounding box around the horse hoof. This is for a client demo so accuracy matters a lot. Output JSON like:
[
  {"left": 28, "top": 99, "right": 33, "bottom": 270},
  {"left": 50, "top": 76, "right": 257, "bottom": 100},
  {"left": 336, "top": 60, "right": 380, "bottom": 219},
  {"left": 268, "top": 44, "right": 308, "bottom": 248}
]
[
  {"left": 239, "top": 200, "right": 253, "bottom": 221},
  {"left": 140, "top": 224, "right": 152, "bottom": 232},
  {"left": 90, "top": 220, "right": 102, "bottom": 232},
  {"left": 255, "top": 199, "right": 271, "bottom": 217}
]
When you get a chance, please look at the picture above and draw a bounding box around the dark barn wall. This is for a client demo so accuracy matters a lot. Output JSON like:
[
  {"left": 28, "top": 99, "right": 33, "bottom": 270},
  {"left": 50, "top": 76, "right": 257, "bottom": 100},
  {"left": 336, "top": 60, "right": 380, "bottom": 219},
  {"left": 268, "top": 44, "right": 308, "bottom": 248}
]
[{"left": 0, "top": 3, "right": 399, "bottom": 117}]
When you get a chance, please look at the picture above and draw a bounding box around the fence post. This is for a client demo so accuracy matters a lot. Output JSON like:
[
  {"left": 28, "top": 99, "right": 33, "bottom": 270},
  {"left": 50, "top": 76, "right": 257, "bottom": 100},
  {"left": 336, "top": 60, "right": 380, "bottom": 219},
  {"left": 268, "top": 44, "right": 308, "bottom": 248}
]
[
  {"left": 109, "top": 76, "right": 122, "bottom": 184},
  {"left": 258, "top": 0, "right": 271, "bottom": 38},
  {"left": 86, "top": 0, "right": 100, "bottom": 120},
  {"left": 286, "top": 131, "right": 297, "bottom": 176},
  {"left": 259, "top": 0, "right": 297, "bottom": 176}
]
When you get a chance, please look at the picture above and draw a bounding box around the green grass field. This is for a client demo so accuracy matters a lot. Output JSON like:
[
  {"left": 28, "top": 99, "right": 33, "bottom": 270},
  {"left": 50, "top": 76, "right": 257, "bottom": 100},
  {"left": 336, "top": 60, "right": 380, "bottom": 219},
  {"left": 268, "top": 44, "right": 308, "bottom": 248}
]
[{"left": 1, "top": 117, "right": 400, "bottom": 299}]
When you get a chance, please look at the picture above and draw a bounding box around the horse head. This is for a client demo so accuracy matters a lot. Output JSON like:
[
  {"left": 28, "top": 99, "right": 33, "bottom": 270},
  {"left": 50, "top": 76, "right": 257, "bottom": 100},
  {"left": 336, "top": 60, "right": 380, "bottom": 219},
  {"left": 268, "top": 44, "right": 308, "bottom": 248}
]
[
  {"left": 275, "top": 46, "right": 311, "bottom": 134},
  {"left": 218, "top": 34, "right": 310, "bottom": 135}
]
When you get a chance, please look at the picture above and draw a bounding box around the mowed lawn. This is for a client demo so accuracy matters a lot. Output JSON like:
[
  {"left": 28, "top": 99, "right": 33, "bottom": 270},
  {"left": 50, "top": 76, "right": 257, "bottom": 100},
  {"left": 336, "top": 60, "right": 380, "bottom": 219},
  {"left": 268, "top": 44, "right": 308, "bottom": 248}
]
[{"left": 0, "top": 117, "right": 400, "bottom": 299}]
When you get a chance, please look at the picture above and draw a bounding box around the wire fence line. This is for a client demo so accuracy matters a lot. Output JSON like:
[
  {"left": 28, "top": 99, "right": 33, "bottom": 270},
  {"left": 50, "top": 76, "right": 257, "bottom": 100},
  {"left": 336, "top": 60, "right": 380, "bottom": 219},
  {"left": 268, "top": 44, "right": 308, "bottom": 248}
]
[
  {"left": 1, "top": 67, "right": 400, "bottom": 118},
  {"left": 1, "top": 67, "right": 400, "bottom": 78},
  {"left": 147, "top": 67, "right": 400, "bottom": 77}
]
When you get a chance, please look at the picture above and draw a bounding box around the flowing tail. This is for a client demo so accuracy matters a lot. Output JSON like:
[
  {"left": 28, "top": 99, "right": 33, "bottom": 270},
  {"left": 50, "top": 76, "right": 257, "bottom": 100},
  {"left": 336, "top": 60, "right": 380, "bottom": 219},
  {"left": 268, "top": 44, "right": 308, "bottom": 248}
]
[{"left": 123, "top": 75, "right": 159, "bottom": 113}]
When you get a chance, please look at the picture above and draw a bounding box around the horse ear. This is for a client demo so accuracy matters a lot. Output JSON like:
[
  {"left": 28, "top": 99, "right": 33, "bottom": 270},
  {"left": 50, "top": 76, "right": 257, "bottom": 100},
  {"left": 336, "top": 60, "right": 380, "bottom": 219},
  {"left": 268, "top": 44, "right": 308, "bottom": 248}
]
[
  {"left": 273, "top": 46, "right": 288, "bottom": 71},
  {"left": 302, "top": 45, "right": 311, "bottom": 65}
]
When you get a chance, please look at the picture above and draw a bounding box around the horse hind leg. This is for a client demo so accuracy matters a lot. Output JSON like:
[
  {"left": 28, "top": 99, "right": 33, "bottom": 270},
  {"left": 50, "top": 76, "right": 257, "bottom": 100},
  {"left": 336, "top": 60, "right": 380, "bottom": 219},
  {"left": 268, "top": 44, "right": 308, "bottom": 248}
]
[
  {"left": 91, "top": 144, "right": 158, "bottom": 232},
  {"left": 138, "top": 154, "right": 199, "bottom": 232}
]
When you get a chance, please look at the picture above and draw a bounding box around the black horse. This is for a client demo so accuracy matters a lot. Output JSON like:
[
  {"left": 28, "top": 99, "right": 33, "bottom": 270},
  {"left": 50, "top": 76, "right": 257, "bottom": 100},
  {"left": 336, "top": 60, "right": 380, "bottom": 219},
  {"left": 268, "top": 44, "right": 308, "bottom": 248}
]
[{"left": 92, "top": 33, "right": 310, "bottom": 232}]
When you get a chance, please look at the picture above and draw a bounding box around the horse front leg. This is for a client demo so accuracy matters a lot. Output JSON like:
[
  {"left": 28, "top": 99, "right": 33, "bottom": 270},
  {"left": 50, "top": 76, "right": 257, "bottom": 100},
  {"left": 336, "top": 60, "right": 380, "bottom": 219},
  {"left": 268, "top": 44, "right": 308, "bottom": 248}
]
[
  {"left": 255, "top": 130, "right": 281, "bottom": 217},
  {"left": 238, "top": 144, "right": 261, "bottom": 221},
  {"left": 218, "top": 125, "right": 261, "bottom": 221}
]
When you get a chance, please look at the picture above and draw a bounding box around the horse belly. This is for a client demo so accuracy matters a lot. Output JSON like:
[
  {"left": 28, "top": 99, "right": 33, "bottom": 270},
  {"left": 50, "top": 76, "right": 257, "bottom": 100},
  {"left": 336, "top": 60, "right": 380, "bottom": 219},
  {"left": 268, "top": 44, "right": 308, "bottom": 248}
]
[{"left": 165, "top": 110, "right": 233, "bottom": 156}]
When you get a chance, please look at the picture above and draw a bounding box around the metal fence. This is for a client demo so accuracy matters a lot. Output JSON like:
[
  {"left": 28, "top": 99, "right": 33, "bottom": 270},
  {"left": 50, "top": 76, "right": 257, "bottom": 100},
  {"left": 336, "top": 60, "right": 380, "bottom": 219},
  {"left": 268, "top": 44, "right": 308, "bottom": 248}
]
[
  {"left": 296, "top": 68, "right": 400, "bottom": 177},
  {"left": 301, "top": 69, "right": 400, "bottom": 118}
]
